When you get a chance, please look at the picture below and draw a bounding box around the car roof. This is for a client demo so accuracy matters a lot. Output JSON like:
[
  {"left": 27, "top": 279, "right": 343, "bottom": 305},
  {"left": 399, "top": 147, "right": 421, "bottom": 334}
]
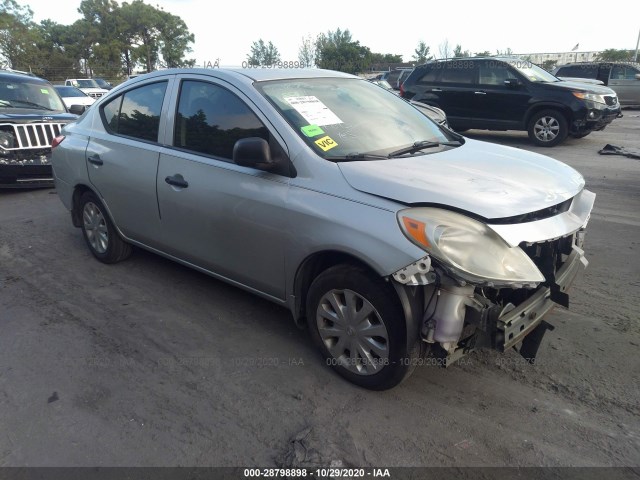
[
  {"left": 124, "top": 68, "right": 357, "bottom": 83},
  {"left": 0, "top": 70, "right": 48, "bottom": 83}
]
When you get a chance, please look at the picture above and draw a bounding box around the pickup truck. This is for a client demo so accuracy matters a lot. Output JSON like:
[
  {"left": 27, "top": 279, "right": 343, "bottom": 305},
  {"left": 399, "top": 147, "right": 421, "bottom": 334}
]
[{"left": 64, "top": 79, "right": 109, "bottom": 99}]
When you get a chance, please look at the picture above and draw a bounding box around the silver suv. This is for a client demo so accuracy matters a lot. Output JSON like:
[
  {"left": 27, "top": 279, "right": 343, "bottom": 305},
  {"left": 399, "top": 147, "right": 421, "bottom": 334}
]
[{"left": 51, "top": 68, "right": 595, "bottom": 389}]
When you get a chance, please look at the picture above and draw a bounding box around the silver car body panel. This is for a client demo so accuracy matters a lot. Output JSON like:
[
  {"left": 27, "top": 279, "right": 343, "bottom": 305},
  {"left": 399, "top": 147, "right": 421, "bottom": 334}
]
[
  {"left": 52, "top": 68, "right": 594, "bottom": 318},
  {"left": 337, "top": 138, "right": 585, "bottom": 219}
]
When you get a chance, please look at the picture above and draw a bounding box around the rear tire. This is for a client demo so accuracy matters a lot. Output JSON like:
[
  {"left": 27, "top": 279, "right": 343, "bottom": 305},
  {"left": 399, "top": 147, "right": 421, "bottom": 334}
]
[
  {"left": 306, "top": 264, "right": 418, "bottom": 390},
  {"left": 527, "top": 109, "right": 568, "bottom": 147},
  {"left": 79, "top": 191, "right": 132, "bottom": 264}
]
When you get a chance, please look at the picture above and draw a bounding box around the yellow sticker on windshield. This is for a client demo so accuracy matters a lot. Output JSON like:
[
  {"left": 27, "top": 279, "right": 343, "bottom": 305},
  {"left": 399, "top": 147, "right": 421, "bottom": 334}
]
[
  {"left": 40, "top": 88, "right": 49, "bottom": 94},
  {"left": 314, "top": 135, "right": 338, "bottom": 152}
]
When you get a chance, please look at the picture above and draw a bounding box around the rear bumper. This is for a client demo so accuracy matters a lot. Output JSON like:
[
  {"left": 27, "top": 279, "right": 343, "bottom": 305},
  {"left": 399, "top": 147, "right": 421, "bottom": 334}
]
[{"left": 0, "top": 164, "right": 54, "bottom": 188}]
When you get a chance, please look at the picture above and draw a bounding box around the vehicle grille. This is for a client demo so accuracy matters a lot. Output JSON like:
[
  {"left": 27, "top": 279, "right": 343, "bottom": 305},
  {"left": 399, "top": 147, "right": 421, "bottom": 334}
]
[
  {"left": 604, "top": 95, "right": 618, "bottom": 106},
  {"left": 88, "top": 92, "right": 103, "bottom": 99},
  {"left": 0, "top": 123, "right": 65, "bottom": 150}
]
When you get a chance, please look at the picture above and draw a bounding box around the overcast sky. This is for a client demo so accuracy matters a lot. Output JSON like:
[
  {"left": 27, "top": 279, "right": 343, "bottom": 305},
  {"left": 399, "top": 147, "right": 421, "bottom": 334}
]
[{"left": 22, "top": 0, "right": 640, "bottom": 67}]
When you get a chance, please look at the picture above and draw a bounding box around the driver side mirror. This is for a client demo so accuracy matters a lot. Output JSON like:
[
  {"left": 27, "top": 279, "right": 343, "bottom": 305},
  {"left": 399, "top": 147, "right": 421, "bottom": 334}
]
[
  {"left": 504, "top": 78, "right": 521, "bottom": 88},
  {"left": 68, "top": 104, "right": 86, "bottom": 115},
  {"left": 233, "top": 137, "right": 274, "bottom": 170}
]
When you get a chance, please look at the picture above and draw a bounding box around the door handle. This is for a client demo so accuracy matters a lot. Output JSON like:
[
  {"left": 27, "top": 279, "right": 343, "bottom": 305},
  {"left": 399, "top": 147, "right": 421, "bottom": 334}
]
[
  {"left": 87, "top": 154, "right": 103, "bottom": 166},
  {"left": 474, "top": 91, "right": 487, "bottom": 95},
  {"left": 431, "top": 88, "right": 443, "bottom": 92},
  {"left": 165, "top": 175, "right": 189, "bottom": 189}
]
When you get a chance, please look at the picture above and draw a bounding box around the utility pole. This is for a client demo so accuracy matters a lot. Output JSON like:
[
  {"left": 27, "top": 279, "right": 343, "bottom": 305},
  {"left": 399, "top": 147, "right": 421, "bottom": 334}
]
[{"left": 634, "top": 28, "right": 640, "bottom": 62}]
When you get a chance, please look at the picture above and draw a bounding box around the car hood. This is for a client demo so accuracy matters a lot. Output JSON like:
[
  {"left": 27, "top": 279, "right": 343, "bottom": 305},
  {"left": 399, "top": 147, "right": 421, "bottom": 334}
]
[
  {"left": 545, "top": 80, "right": 615, "bottom": 95},
  {"left": 337, "top": 139, "right": 585, "bottom": 220},
  {"left": 0, "top": 111, "right": 77, "bottom": 122}
]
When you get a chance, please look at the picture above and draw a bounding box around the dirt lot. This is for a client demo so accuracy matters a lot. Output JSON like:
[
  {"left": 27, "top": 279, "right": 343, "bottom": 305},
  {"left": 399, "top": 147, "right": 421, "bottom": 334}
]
[{"left": 0, "top": 112, "right": 639, "bottom": 469}]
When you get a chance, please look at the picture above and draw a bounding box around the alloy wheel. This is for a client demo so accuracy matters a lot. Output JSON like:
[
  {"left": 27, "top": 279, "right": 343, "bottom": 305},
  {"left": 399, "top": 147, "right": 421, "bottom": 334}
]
[{"left": 82, "top": 202, "right": 109, "bottom": 254}]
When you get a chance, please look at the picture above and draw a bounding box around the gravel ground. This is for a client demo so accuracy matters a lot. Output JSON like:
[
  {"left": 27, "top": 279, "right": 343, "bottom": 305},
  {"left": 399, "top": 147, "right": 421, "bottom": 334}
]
[{"left": 0, "top": 111, "right": 639, "bottom": 468}]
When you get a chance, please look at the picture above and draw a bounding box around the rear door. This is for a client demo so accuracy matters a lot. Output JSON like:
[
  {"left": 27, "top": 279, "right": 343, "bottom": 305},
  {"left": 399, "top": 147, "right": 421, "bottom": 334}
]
[
  {"left": 155, "top": 75, "right": 290, "bottom": 300},
  {"left": 85, "top": 77, "right": 174, "bottom": 246},
  {"left": 431, "top": 60, "right": 477, "bottom": 126}
]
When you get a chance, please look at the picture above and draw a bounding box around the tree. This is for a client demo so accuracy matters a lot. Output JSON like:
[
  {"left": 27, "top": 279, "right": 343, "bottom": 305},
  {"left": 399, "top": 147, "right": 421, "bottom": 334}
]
[
  {"left": 596, "top": 48, "right": 633, "bottom": 61},
  {"left": 474, "top": 51, "right": 491, "bottom": 57},
  {"left": 246, "top": 39, "right": 280, "bottom": 66},
  {"left": 370, "top": 52, "right": 403, "bottom": 64},
  {"left": 541, "top": 59, "right": 558, "bottom": 72},
  {"left": 453, "top": 44, "right": 470, "bottom": 58},
  {"left": 412, "top": 41, "right": 432, "bottom": 64},
  {"left": 438, "top": 39, "right": 451, "bottom": 59},
  {"left": 315, "top": 28, "right": 372, "bottom": 74},
  {"left": 298, "top": 35, "right": 316, "bottom": 68},
  {"left": 0, "top": 0, "right": 41, "bottom": 69},
  {"left": 496, "top": 47, "right": 513, "bottom": 56}
]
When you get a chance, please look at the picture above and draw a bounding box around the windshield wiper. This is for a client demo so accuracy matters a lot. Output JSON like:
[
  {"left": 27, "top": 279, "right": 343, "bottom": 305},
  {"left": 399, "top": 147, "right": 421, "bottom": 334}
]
[
  {"left": 388, "top": 140, "right": 461, "bottom": 157},
  {"left": 326, "top": 152, "right": 390, "bottom": 162},
  {"left": 7, "top": 100, "right": 54, "bottom": 111}
]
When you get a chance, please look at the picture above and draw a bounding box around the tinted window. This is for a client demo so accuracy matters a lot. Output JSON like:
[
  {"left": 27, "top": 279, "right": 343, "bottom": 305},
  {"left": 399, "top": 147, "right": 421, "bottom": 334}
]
[
  {"left": 440, "top": 62, "right": 476, "bottom": 84},
  {"left": 416, "top": 67, "right": 439, "bottom": 83},
  {"left": 557, "top": 65, "right": 598, "bottom": 78},
  {"left": 174, "top": 80, "right": 268, "bottom": 160},
  {"left": 101, "top": 82, "right": 167, "bottom": 141},
  {"left": 478, "top": 62, "right": 515, "bottom": 85}
]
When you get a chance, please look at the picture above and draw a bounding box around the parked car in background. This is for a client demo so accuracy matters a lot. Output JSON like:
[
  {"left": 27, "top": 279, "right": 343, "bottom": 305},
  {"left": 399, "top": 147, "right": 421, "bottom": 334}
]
[
  {"left": 401, "top": 57, "right": 621, "bottom": 146},
  {"left": 52, "top": 68, "right": 594, "bottom": 390},
  {"left": 54, "top": 85, "right": 96, "bottom": 109},
  {"left": 64, "top": 78, "right": 109, "bottom": 99},
  {"left": 0, "top": 70, "right": 78, "bottom": 187},
  {"left": 379, "top": 68, "right": 413, "bottom": 90},
  {"left": 552, "top": 62, "right": 640, "bottom": 105}
]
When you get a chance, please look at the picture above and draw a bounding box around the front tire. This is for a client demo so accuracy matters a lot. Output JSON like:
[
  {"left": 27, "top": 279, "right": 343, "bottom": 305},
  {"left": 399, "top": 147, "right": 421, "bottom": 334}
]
[
  {"left": 79, "top": 191, "right": 132, "bottom": 264},
  {"left": 527, "top": 109, "right": 568, "bottom": 147},
  {"left": 306, "top": 264, "right": 418, "bottom": 390}
]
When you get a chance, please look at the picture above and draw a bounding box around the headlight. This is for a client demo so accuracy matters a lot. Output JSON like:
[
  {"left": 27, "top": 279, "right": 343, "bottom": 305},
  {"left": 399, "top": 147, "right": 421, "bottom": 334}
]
[
  {"left": 572, "top": 91, "right": 607, "bottom": 105},
  {"left": 398, "top": 208, "right": 545, "bottom": 286}
]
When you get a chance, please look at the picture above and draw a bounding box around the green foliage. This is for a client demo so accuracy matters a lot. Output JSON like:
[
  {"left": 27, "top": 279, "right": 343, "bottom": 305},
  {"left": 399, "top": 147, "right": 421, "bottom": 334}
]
[
  {"left": 541, "top": 59, "right": 558, "bottom": 71},
  {"left": 412, "top": 41, "right": 432, "bottom": 64},
  {"left": 453, "top": 44, "right": 470, "bottom": 58},
  {"left": 370, "top": 52, "right": 403, "bottom": 64},
  {"left": 298, "top": 35, "right": 316, "bottom": 68},
  {"left": 0, "top": 0, "right": 194, "bottom": 80},
  {"left": 596, "top": 48, "right": 633, "bottom": 61},
  {"left": 474, "top": 51, "right": 492, "bottom": 57},
  {"left": 315, "top": 28, "right": 372, "bottom": 74},
  {"left": 247, "top": 39, "right": 281, "bottom": 66}
]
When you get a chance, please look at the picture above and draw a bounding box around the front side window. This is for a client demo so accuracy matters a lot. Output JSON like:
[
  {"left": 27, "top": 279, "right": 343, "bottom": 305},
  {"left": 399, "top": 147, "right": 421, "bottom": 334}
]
[
  {"left": 610, "top": 65, "right": 639, "bottom": 80},
  {"left": 100, "top": 81, "right": 167, "bottom": 142},
  {"left": 478, "top": 61, "right": 515, "bottom": 85},
  {"left": 256, "top": 77, "right": 457, "bottom": 160},
  {"left": 174, "top": 80, "right": 269, "bottom": 160}
]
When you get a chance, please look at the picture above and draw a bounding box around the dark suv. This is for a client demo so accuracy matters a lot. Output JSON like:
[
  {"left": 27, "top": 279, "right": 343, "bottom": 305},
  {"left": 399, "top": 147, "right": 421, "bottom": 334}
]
[
  {"left": 1, "top": 70, "right": 79, "bottom": 187},
  {"left": 401, "top": 57, "right": 622, "bottom": 146}
]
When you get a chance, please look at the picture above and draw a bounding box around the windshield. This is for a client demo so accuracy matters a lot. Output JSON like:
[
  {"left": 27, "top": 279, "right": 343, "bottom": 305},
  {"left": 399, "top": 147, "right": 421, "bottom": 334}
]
[
  {"left": 56, "top": 86, "right": 88, "bottom": 97},
  {"left": 509, "top": 60, "right": 560, "bottom": 83},
  {"left": 94, "top": 79, "right": 110, "bottom": 88},
  {"left": 0, "top": 79, "right": 66, "bottom": 111},
  {"left": 75, "top": 79, "right": 100, "bottom": 88},
  {"left": 256, "top": 77, "right": 456, "bottom": 160}
]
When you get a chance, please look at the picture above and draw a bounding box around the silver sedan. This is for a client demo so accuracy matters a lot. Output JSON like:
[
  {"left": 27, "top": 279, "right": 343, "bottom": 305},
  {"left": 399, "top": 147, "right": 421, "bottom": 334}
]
[{"left": 51, "top": 68, "right": 594, "bottom": 390}]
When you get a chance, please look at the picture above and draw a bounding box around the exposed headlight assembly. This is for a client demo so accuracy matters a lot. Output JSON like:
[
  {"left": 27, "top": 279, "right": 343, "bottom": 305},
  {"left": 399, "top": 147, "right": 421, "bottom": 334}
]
[{"left": 398, "top": 207, "right": 545, "bottom": 287}]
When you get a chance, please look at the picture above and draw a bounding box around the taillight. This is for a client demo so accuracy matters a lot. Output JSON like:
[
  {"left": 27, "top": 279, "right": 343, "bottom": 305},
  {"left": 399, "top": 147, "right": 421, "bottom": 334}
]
[{"left": 52, "top": 135, "right": 65, "bottom": 149}]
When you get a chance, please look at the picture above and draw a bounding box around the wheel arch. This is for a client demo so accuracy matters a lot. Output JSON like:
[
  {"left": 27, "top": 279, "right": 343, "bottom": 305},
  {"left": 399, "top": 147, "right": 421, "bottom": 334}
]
[
  {"left": 71, "top": 183, "right": 98, "bottom": 227},
  {"left": 524, "top": 102, "right": 572, "bottom": 127}
]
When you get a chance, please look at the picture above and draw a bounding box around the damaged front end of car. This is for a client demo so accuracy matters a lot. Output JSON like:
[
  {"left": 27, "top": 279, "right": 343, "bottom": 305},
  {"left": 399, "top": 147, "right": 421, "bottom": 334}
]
[{"left": 391, "top": 188, "right": 595, "bottom": 364}]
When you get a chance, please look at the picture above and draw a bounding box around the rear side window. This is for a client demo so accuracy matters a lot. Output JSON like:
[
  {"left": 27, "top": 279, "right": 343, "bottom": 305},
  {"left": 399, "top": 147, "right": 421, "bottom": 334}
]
[
  {"left": 173, "top": 80, "right": 269, "bottom": 160},
  {"left": 101, "top": 81, "right": 167, "bottom": 142},
  {"left": 557, "top": 65, "right": 598, "bottom": 78},
  {"left": 440, "top": 62, "right": 476, "bottom": 84},
  {"left": 416, "top": 67, "right": 439, "bottom": 84}
]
